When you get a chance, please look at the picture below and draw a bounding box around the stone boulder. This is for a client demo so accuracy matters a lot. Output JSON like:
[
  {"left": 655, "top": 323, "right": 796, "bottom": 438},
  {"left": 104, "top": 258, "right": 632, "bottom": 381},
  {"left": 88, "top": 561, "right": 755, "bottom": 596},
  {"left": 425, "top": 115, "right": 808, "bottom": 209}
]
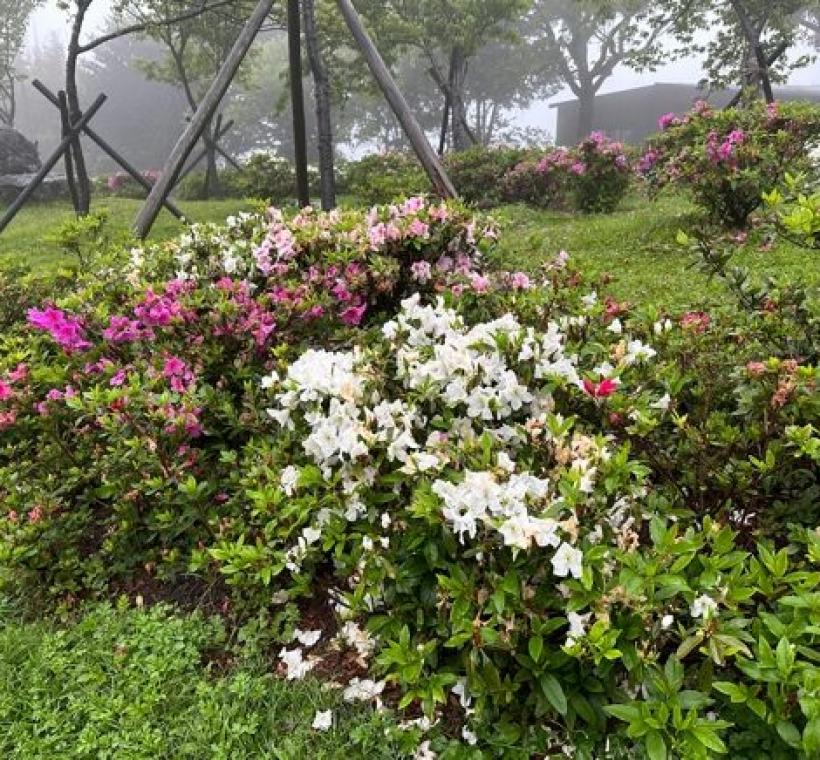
[{"left": 0, "top": 128, "right": 41, "bottom": 175}]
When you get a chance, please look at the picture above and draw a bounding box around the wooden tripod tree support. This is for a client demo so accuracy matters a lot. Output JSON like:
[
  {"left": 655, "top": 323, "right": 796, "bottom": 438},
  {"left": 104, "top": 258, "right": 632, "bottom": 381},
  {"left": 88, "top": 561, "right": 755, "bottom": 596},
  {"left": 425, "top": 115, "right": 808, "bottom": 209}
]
[
  {"left": 32, "top": 79, "right": 186, "bottom": 221},
  {"left": 175, "top": 117, "right": 237, "bottom": 185},
  {"left": 133, "top": 0, "right": 275, "bottom": 239},
  {"left": 335, "top": 0, "right": 457, "bottom": 200},
  {"left": 0, "top": 94, "right": 107, "bottom": 235}
]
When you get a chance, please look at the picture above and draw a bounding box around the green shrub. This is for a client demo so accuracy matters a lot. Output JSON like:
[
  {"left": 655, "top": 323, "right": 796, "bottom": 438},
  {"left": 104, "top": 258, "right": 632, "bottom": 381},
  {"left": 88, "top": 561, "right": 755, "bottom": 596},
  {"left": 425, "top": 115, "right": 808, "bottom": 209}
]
[
  {"left": 443, "top": 146, "right": 536, "bottom": 206},
  {"left": 639, "top": 100, "right": 820, "bottom": 227},
  {"left": 343, "top": 153, "right": 429, "bottom": 205}
]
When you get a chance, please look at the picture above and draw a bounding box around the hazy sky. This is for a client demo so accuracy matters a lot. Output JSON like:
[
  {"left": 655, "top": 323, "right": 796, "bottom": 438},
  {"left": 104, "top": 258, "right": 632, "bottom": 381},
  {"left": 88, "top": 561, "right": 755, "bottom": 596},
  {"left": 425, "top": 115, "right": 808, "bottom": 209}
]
[{"left": 25, "top": 0, "right": 820, "bottom": 137}]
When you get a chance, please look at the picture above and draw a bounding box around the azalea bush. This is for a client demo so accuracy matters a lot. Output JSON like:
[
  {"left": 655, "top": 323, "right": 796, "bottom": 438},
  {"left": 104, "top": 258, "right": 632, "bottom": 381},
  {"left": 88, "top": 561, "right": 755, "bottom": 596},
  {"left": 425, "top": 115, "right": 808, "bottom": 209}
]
[
  {"left": 442, "top": 146, "right": 536, "bottom": 207},
  {"left": 502, "top": 133, "right": 632, "bottom": 213},
  {"left": 0, "top": 198, "right": 497, "bottom": 599},
  {"left": 639, "top": 101, "right": 820, "bottom": 227},
  {"left": 1, "top": 195, "right": 819, "bottom": 757}
]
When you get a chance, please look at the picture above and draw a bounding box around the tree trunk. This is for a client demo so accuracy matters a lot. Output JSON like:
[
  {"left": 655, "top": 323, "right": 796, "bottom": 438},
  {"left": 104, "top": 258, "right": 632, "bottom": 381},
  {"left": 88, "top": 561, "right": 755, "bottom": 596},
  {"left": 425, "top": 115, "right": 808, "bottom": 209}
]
[
  {"left": 438, "top": 94, "right": 450, "bottom": 156},
  {"left": 576, "top": 88, "right": 595, "bottom": 141},
  {"left": 730, "top": 0, "right": 774, "bottom": 103},
  {"left": 302, "top": 0, "right": 336, "bottom": 210},
  {"left": 288, "top": 0, "right": 310, "bottom": 207},
  {"left": 66, "top": 0, "right": 92, "bottom": 215},
  {"left": 449, "top": 46, "right": 470, "bottom": 152},
  {"left": 202, "top": 119, "right": 220, "bottom": 199}
]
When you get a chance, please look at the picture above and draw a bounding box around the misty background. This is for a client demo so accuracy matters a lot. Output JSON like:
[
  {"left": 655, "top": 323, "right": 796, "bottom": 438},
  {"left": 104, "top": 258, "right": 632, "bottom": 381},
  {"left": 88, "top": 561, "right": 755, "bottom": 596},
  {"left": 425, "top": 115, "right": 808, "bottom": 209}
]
[{"left": 13, "top": 0, "right": 820, "bottom": 174}]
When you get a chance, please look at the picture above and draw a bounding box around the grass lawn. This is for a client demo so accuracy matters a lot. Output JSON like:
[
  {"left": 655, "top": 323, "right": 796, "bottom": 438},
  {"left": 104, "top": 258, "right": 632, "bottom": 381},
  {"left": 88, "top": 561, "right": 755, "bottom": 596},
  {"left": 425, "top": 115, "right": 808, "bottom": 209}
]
[
  {"left": 492, "top": 194, "right": 820, "bottom": 309},
  {"left": 0, "top": 197, "right": 257, "bottom": 272}
]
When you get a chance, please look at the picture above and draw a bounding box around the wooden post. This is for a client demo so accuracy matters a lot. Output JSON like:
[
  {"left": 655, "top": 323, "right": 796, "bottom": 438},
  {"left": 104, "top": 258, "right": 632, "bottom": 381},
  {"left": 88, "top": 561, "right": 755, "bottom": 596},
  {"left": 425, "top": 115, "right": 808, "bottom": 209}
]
[
  {"left": 288, "top": 0, "right": 310, "bottom": 207},
  {"left": 133, "top": 0, "right": 274, "bottom": 239},
  {"left": 57, "top": 91, "right": 81, "bottom": 214},
  {"left": 175, "top": 119, "right": 236, "bottom": 185},
  {"left": 32, "top": 80, "right": 186, "bottom": 221},
  {"left": 335, "top": 0, "right": 457, "bottom": 199},
  {"left": 0, "top": 94, "right": 107, "bottom": 235}
]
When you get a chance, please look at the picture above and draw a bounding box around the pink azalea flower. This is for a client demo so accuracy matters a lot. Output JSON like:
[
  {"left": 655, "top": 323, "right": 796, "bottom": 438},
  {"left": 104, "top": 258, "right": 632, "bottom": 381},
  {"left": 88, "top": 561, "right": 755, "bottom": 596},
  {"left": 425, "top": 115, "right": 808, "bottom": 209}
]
[
  {"left": 510, "top": 272, "right": 532, "bottom": 290},
  {"left": 0, "top": 381, "right": 12, "bottom": 401},
  {"left": 470, "top": 274, "right": 491, "bottom": 294},
  {"left": 27, "top": 307, "right": 91, "bottom": 353},
  {"left": 407, "top": 219, "right": 430, "bottom": 239},
  {"left": 340, "top": 303, "right": 367, "bottom": 326}
]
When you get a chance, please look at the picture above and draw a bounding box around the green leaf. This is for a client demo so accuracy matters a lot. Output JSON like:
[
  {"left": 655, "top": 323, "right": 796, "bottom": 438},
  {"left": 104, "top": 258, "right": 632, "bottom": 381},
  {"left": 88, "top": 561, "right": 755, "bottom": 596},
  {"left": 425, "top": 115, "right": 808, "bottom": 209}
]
[
  {"left": 528, "top": 635, "right": 544, "bottom": 664},
  {"left": 713, "top": 681, "right": 747, "bottom": 703},
  {"left": 646, "top": 730, "right": 667, "bottom": 760},
  {"left": 777, "top": 720, "right": 802, "bottom": 748},
  {"left": 690, "top": 725, "right": 727, "bottom": 753},
  {"left": 604, "top": 703, "right": 643, "bottom": 723},
  {"left": 539, "top": 673, "right": 567, "bottom": 716}
]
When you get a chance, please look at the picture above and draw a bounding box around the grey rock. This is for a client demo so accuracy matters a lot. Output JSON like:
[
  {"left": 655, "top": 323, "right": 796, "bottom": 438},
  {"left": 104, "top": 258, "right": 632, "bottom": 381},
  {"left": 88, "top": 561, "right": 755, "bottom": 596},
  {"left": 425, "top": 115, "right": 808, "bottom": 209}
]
[{"left": 0, "top": 128, "right": 41, "bottom": 175}]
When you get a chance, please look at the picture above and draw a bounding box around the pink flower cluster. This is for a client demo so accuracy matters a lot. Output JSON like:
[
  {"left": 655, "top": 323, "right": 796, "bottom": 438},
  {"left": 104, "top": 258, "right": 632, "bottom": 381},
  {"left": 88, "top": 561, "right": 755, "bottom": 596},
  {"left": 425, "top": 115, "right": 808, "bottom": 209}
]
[
  {"left": 27, "top": 307, "right": 91, "bottom": 353},
  {"left": 706, "top": 129, "right": 746, "bottom": 165}
]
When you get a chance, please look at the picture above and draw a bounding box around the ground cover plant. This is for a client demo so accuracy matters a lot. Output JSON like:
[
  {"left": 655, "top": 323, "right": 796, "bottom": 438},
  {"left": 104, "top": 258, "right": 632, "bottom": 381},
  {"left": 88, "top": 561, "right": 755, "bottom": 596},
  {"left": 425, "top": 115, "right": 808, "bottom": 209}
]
[{"left": 1, "top": 180, "right": 818, "bottom": 758}]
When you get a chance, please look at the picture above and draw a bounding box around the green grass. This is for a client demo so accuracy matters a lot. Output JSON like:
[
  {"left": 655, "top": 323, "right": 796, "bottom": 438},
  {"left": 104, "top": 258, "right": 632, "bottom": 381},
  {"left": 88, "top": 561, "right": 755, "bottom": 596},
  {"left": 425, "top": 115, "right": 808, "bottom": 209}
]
[
  {"left": 0, "top": 603, "right": 405, "bottom": 759},
  {"left": 492, "top": 194, "right": 820, "bottom": 309},
  {"left": 0, "top": 198, "right": 255, "bottom": 272}
]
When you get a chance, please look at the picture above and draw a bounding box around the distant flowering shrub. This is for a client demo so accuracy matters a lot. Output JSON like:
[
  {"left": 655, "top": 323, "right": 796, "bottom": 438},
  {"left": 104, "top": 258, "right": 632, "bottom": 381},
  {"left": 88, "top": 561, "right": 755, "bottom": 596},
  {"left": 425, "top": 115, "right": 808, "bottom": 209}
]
[
  {"left": 102, "top": 170, "right": 161, "bottom": 198},
  {"left": 502, "top": 133, "right": 631, "bottom": 213},
  {"left": 639, "top": 100, "right": 820, "bottom": 226}
]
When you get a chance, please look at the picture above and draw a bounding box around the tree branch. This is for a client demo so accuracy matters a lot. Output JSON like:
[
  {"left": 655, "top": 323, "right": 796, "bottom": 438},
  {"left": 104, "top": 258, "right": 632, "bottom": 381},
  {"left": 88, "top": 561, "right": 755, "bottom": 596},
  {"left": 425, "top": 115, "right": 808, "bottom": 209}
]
[{"left": 77, "top": 0, "right": 237, "bottom": 54}]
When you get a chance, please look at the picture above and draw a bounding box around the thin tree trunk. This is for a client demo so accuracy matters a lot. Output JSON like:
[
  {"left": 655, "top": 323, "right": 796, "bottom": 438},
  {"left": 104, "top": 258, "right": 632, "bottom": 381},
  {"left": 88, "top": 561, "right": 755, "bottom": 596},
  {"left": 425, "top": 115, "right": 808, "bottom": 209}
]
[
  {"left": 58, "top": 91, "right": 80, "bottom": 213},
  {"left": 66, "top": 0, "right": 92, "bottom": 215},
  {"left": 730, "top": 0, "right": 774, "bottom": 103},
  {"left": 288, "top": 0, "right": 310, "bottom": 207},
  {"left": 576, "top": 88, "right": 595, "bottom": 141},
  {"left": 302, "top": 0, "right": 336, "bottom": 210},
  {"left": 438, "top": 94, "right": 450, "bottom": 156},
  {"left": 449, "top": 46, "right": 470, "bottom": 152},
  {"left": 202, "top": 118, "right": 220, "bottom": 199}
]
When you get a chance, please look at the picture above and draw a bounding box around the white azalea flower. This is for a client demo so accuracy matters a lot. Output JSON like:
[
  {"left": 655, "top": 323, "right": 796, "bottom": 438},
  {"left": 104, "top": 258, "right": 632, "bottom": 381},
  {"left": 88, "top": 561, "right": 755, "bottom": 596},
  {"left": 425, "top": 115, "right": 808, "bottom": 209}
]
[
  {"left": 280, "top": 465, "right": 299, "bottom": 496},
  {"left": 690, "top": 594, "right": 719, "bottom": 620},
  {"left": 342, "top": 677, "right": 385, "bottom": 702},
  {"left": 312, "top": 710, "right": 333, "bottom": 731},
  {"left": 294, "top": 628, "right": 322, "bottom": 647},
  {"left": 551, "top": 542, "right": 584, "bottom": 579},
  {"left": 278, "top": 647, "right": 316, "bottom": 680}
]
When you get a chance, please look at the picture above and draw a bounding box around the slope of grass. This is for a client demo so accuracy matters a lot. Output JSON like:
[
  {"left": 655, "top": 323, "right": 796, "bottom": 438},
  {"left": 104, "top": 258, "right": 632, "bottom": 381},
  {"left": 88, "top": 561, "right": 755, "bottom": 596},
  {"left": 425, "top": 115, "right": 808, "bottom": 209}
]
[
  {"left": 0, "top": 198, "right": 256, "bottom": 272},
  {"left": 492, "top": 194, "right": 820, "bottom": 309},
  {"left": 0, "top": 603, "right": 404, "bottom": 759}
]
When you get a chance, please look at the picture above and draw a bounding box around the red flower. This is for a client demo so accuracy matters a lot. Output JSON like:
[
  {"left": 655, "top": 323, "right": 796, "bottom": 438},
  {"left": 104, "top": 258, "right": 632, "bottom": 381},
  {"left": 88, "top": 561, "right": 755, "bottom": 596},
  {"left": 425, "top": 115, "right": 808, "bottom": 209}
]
[{"left": 583, "top": 378, "right": 618, "bottom": 398}]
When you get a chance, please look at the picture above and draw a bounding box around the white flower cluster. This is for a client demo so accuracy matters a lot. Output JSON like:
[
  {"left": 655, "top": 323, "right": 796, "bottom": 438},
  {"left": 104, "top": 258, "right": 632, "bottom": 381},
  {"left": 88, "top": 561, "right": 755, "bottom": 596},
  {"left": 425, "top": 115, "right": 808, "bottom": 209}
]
[
  {"left": 386, "top": 296, "right": 580, "bottom": 421},
  {"left": 263, "top": 296, "right": 647, "bottom": 578}
]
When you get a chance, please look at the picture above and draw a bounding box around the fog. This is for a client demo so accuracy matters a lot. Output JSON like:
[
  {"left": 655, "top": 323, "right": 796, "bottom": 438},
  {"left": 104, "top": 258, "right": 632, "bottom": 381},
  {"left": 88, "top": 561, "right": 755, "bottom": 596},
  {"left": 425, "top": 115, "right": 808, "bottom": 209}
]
[{"left": 11, "top": 0, "right": 820, "bottom": 172}]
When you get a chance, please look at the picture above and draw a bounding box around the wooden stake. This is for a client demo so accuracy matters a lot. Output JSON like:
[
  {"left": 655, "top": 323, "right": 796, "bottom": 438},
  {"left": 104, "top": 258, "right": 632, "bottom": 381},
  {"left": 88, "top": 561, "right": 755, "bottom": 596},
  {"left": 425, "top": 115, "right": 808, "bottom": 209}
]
[
  {"left": 335, "top": 0, "right": 456, "bottom": 199},
  {"left": 0, "top": 95, "right": 107, "bottom": 235},
  {"left": 32, "top": 79, "right": 186, "bottom": 221},
  {"left": 133, "top": 0, "right": 274, "bottom": 239}
]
